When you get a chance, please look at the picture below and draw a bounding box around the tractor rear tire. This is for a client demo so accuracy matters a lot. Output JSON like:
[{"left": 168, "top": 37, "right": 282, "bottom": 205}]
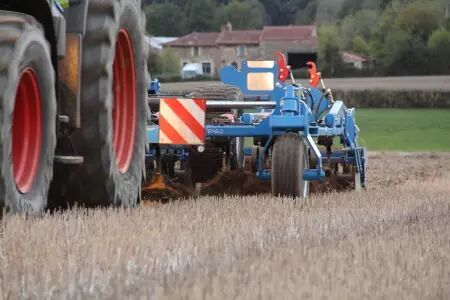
[
  {"left": 0, "top": 13, "right": 57, "bottom": 214},
  {"left": 52, "top": 0, "right": 148, "bottom": 207},
  {"left": 272, "top": 134, "right": 309, "bottom": 198}
]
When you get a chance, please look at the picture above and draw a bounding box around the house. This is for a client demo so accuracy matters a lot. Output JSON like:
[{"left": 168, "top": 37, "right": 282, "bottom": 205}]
[
  {"left": 341, "top": 51, "right": 369, "bottom": 70},
  {"left": 164, "top": 23, "right": 318, "bottom": 77}
]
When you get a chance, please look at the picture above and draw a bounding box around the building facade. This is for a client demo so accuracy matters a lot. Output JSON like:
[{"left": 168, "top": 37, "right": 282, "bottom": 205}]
[{"left": 164, "top": 23, "right": 318, "bottom": 77}]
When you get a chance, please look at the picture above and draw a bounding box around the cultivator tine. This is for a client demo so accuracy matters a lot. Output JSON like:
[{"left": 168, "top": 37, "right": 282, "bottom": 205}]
[
  {"left": 141, "top": 173, "right": 179, "bottom": 202},
  {"left": 142, "top": 173, "right": 168, "bottom": 192}
]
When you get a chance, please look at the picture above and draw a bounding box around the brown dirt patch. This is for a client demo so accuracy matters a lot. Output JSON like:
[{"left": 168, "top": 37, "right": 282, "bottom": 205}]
[
  {"left": 142, "top": 153, "right": 450, "bottom": 202},
  {"left": 200, "top": 169, "right": 271, "bottom": 196}
]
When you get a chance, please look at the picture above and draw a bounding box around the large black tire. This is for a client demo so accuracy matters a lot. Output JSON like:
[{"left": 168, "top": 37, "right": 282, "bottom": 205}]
[
  {"left": 272, "top": 134, "right": 309, "bottom": 198},
  {"left": 0, "top": 13, "right": 57, "bottom": 214},
  {"left": 53, "top": 0, "right": 148, "bottom": 207},
  {"left": 190, "top": 84, "right": 245, "bottom": 182}
]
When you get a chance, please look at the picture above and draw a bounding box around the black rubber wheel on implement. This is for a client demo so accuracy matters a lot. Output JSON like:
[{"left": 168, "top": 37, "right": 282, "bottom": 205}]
[
  {"left": 190, "top": 84, "right": 245, "bottom": 183},
  {"left": 0, "top": 13, "right": 57, "bottom": 214},
  {"left": 271, "top": 134, "right": 309, "bottom": 198},
  {"left": 50, "top": 0, "right": 148, "bottom": 207}
]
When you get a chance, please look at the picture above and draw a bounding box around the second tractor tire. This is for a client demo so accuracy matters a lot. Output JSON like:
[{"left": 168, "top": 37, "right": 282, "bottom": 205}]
[{"left": 54, "top": 0, "right": 148, "bottom": 207}]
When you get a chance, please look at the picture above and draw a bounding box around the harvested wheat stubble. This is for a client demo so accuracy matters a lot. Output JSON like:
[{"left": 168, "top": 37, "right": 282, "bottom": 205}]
[
  {"left": 0, "top": 153, "right": 449, "bottom": 299},
  {"left": 144, "top": 152, "right": 450, "bottom": 200}
]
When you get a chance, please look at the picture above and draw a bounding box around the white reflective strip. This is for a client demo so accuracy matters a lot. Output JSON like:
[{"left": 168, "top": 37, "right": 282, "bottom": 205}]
[
  {"left": 160, "top": 100, "right": 202, "bottom": 144},
  {"left": 159, "top": 130, "right": 171, "bottom": 144},
  {"left": 247, "top": 61, "right": 275, "bottom": 68},
  {"left": 179, "top": 99, "right": 205, "bottom": 126}
]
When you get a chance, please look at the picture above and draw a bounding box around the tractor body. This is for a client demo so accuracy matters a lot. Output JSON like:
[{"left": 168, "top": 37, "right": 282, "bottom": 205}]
[{"left": 0, "top": 0, "right": 88, "bottom": 128}]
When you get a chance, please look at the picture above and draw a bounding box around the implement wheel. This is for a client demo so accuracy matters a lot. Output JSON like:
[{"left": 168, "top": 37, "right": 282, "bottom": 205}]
[
  {"left": 50, "top": 0, "right": 148, "bottom": 207},
  {"left": 272, "top": 134, "right": 309, "bottom": 198},
  {"left": 0, "top": 13, "right": 57, "bottom": 214}
]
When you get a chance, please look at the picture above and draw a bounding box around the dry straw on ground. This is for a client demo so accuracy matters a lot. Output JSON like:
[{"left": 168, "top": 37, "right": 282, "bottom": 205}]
[{"left": 0, "top": 153, "right": 449, "bottom": 299}]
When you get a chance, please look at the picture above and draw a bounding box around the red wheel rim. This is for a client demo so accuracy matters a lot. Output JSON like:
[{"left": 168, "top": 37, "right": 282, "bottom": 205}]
[
  {"left": 112, "top": 29, "right": 136, "bottom": 173},
  {"left": 12, "top": 68, "right": 42, "bottom": 194}
]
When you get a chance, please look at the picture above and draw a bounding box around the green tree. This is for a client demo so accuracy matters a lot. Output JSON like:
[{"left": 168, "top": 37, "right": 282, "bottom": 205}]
[
  {"left": 219, "top": 0, "right": 265, "bottom": 29},
  {"left": 429, "top": 28, "right": 450, "bottom": 50},
  {"left": 315, "top": 0, "right": 346, "bottom": 24},
  {"left": 144, "top": 3, "right": 186, "bottom": 36},
  {"left": 369, "top": 0, "right": 400, "bottom": 64},
  {"left": 148, "top": 50, "right": 164, "bottom": 75},
  {"left": 351, "top": 36, "right": 370, "bottom": 55},
  {"left": 339, "top": 9, "right": 378, "bottom": 50},
  {"left": 160, "top": 48, "right": 181, "bottom": 75},
  {"left": 369, "top": 0, "right": 444, "bottom": 75},
  {"left": 259, "top": 0, "right": 304, "bottom": 25},
  {"left": 339, "top": 0, "right": 383, "bottom": 18},
  {"left": 382, "top": 26, "right": 433, "bottom": 75},
  {"left": 444, "top": 15, "right": 450, "bottom": 30},
  {"left": 317, "top": 24, "right": 344, "bottom": 76},
  {"left": 394, "top": 0, "right": 442, "bottom": 40},
  {"left": 184, "top": 0, "right": 218, "bottom": 32},
  {"left": 295, "top": 1, "right": 318, "bottom": 25},
  {"left": 148, "top": 48, "right": 181, "bottom": 76},
  {"left": 428, "top": 28, "right": 450, "bottom": 73}
]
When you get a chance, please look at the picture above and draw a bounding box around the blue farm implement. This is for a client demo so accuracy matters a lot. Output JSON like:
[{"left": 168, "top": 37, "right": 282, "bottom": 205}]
[{"left": 146, "top": 53, "right": 367, "bottom": 198}]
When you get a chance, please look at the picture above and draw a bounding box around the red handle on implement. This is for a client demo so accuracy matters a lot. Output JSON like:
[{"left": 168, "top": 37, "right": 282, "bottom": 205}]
[
  {"left": 306, "top": 61, "right": 321, "bottom": 87},
  {"left": 275, "top": 51, "right": 290, "bottom": 83}
]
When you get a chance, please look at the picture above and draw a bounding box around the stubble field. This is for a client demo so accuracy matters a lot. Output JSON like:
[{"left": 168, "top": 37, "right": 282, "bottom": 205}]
[{"left": 0, "top": 153, "right": 449, "bottom": 299}]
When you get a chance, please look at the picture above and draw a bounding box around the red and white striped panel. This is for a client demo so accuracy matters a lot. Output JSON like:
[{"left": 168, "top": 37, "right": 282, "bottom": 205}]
[{"left": 159, "top": 98, "right": 206, "bottom": 145}]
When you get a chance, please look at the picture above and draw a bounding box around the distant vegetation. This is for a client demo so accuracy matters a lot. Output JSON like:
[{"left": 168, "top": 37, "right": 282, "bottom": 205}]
[
  {"left": 147, "top": 48, "right": 181, "bottom": 78},
  {"left": 143, "top": 0, "right": 450, "bottom": 76},
  {"left": 358, "top": 109, "right": 450, "bottom": 151}
]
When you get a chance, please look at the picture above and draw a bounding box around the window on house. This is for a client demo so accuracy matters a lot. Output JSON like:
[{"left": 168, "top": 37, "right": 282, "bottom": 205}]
[
  {"left": 231, "top": 61, "right": 238, "bottom": 69},
  {"left": 202, "top": 62, "right": 211, "bottom": 75},
  {"left": 193, "top": 46, "right": 200, "bottom": 57}
]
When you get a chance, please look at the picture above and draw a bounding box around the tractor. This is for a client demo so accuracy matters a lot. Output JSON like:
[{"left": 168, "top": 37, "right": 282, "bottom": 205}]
[{"left": 0, "top": 0, "right": 148, "bottom": 213}]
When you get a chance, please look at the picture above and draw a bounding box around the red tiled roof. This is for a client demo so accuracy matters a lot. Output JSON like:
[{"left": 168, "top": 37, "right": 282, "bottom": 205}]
[
  {"left": 341, "top": 51, "right": 368, "bottom": 62},
  {"left": 165, "top": 32, "right": 220, "bottom": 47},
  {"left": 164, "top": 25, "right": 317, "bottom": 47},
  {"left": 216, "top": 30, "right": 261, "bottom": 45},
  {"left": 261, "top": 25, "right": 316, "bottom": 41}
]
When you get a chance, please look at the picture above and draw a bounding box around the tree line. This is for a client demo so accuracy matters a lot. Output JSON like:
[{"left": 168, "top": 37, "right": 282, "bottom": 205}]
[{"left": 144, "top": 0, "right": 450, "bottom": 76}]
